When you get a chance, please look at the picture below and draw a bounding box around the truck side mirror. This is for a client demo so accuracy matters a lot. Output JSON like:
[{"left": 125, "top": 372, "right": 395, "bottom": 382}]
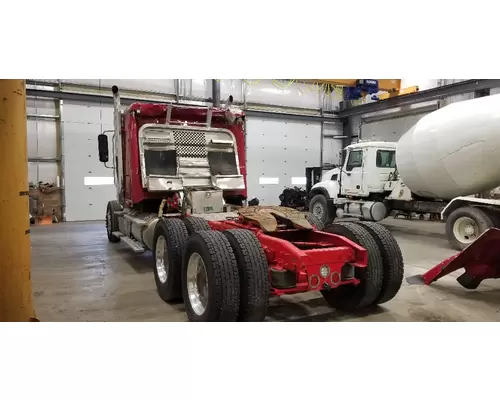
[{"left": 98, "top": 133, "right": 109, "bottom": 163}]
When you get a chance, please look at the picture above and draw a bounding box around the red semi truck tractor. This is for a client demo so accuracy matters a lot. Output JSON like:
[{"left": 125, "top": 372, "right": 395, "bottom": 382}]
[{"left": 98, "top": 85, "right": 404, "bottom": 322}]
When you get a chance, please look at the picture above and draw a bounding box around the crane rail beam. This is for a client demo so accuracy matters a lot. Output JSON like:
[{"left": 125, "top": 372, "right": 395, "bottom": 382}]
[{"left": 338, "top": 79, "right": 500, "bottom": 118}]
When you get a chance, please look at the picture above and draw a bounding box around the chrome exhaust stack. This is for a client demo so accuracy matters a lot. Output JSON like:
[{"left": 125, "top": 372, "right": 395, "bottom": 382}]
[
  {"left": 111, "top": 85, "right": 122, "bottom": 201},
  {"left": 111, "top": 85, "right": 121, "bottom": 138}
]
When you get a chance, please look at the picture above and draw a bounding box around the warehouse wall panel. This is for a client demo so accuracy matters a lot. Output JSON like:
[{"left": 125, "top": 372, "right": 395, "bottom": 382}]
[
  {"left": 28, "top": 162, "right": 59, "bottom": 184},
  {"left": 62, "top": 101, "right": 115, "bottom": 221},
  {"left": 32, "top": 79, "right": 59, "bottom": 84},
  {"left": 28, "top": 162, "right": 38, "bottom": 184},
  {"left": 31, "top": 119, "right": 57, "bottom": 158},
  {"left": 361, "top": 101, "right": 439, "bottom": 119},
  {"left": 60, "top": 79, "right": 100, "bottom": 86},
  {"left": 177, "top": 79, "right": 211, "bottom": 99},
  {"left": 244, "top": 80, "right": 324, "bottom": 109},
  {"left": 37, "top": 162, "right": 59, "bottom": 183},
  {"left": 220, "top": 79, "right": 243, "bottom": 103},
  {"left": 100, "top": 79, "right": 176, "bottom": 94},
  {"left": 245, "top": 116, "right": 321, "bottom": 204},
  {"left": 27, "top": 120, "right": 38, "bottom": 158},
  {"left": 322, "top": 122, "right": 344, "bottom": 166},
  {"left": 322, "top": 137, "right": 343, "bottom": 166},
  {"left": 361, "top": 113, "right": 426, "bottom": 142},
  {"left": 27, "top": 97, "right": 57, "bottom": 115},
  {"left": 440, "top": 79, "right": 475, "bottom": 106},
  {"left": 400, "top": 79, "right": 440, "bottom": 91},
  {"left": 63, "top": 100, "right": 103, "bottom": 123}
]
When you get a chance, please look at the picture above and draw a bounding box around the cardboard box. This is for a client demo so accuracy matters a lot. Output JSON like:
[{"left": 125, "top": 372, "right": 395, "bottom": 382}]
[{"left": 29, "top": 187, "right": 63, "bottom": 221}]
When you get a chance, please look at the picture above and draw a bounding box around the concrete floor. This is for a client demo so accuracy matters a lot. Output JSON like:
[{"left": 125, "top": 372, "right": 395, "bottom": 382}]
[{"left": 31, "top": 218, "right": 500, "bottom": 322}]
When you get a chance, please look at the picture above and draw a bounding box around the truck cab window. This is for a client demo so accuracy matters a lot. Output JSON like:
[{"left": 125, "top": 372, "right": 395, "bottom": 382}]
[
  {"left": 346, "top": 150, "right": 363, "bottom": 171},
  {"left": 376, "top": 150, "right": 396, "bottom": 168}
]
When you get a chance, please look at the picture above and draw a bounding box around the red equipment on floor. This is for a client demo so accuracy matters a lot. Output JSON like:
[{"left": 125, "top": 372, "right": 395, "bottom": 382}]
[{"left": 407, "top": 228, "right": 500, "bottom": 289}]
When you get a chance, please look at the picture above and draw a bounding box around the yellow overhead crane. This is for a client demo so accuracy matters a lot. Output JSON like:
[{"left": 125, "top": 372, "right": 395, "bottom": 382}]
[
  {"left": 300, "top": 79, "right": 419, "bottom": 101},
  {"left": 302, "top": 79, "right": 400, "bottom": 91}
]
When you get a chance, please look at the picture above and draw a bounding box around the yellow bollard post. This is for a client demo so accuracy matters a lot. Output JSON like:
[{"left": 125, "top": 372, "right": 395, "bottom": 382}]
[{"left": 0, "top": 79, "right": 37, "bottom": 322}]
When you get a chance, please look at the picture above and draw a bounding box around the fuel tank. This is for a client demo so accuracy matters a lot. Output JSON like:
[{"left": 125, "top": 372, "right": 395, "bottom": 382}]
[{"left": 396, "top": 94, "right": 500, "bottom": 200}]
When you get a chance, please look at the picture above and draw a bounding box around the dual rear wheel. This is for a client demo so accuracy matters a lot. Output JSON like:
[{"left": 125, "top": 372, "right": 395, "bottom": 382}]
[
  {"left": 153, "top": 217, "right": 269, "bottom": 322},
  {"left": 320, "top": 221, "right": 404, "bottom": 311}
]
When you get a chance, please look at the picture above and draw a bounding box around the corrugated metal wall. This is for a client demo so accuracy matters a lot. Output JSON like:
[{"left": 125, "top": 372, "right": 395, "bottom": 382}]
[
  {"left": 360, "top": 113, "right": 429, "bottom": 142},
  {"left": 27, "top": 97, "right": 60, "bottom": 185}
]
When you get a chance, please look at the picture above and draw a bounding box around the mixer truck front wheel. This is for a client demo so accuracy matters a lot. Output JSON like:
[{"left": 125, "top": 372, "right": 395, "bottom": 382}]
[
  {"left": 445, "top": 207, "right": 494, "bottom": 251},
  {"left": 309, "top": 194, "right": 335, "bottom": 225}
]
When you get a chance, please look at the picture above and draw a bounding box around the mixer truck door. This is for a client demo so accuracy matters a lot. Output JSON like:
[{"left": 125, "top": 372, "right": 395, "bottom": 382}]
[{"left": 340, "top": 149, "right": 364, "bottom": 196}]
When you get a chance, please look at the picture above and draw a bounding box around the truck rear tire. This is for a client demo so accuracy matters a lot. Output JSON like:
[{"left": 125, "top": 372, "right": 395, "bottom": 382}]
[
  {"left": 355, "top": 221, "right": 404, "bottom": 305},
  {"left": 305, "top": 212, "right": 325, "bottom": 230},
  {"left": 184, "top": 216, "right": 211, "bottom": 235},
  {"left": 320, "top": 222, "right": 384, "bottom": 311},
  {"left": 445, "top": 206, "right": 494, "bottom": 251},
  {"left": 485, "top": 209, "right": 500, "bottom": 228},
  {"left": 152, "top": 218, "right": 189, "bottom": 302},
  {"left": 222, "top": 229, "right": 270, "bottom": 321},
  {"left": 182, "top": 230, "right": 240, "bottom": 322},
  {"left": 309, "top": 194, "right": 335, "bottom": 226},
  {"left": 106, "top": 200, "right": 122, "bottom": 243}
]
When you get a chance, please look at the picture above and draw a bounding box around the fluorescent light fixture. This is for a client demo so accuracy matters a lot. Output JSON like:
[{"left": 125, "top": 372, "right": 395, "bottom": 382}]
[
  {"left": 84, "top": 176, "right": 114, "bottom": 186},
  {"left": 291, "top": 177, "right": 307, "bottom": 185},
  {"left": 259, "top": 177, "right": 279, "bottom": 185}
]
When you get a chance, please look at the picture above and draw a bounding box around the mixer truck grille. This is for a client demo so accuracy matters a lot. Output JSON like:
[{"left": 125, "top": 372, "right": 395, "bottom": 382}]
[{"left": 172, "top": 130, "right": 208, "bottom": 158}]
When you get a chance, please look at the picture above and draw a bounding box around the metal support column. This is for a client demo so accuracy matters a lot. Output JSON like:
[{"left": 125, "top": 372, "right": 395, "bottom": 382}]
[
  {"left": 212, "top": 79, "right": 221, "bottom": 107},
  {"left": 0, "top": 79, "right": 37, "bottom": 322}
]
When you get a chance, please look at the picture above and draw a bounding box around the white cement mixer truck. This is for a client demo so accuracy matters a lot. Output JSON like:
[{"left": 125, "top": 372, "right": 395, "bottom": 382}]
[{"left": 309, "top": 93, "right": 500, "bottom": 251}]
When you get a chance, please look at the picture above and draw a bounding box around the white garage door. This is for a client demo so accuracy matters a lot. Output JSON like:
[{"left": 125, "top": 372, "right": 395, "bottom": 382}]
[
  {"left": 62, "top": 101, "right": 116, "bottom": 221},
  {"left": 245, "top": 116, "right": 321, "bottom": 205}
]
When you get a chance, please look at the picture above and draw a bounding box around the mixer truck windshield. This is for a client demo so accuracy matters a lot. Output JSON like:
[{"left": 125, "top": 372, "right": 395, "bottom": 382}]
[{"left": 376, "top": 150, "right": 396, "bottom": 169}]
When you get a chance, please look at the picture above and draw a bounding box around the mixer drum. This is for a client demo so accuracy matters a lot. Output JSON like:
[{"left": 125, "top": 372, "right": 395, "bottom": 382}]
[{"left": 396, "top": 94, "right": 500, "bottom": 200}]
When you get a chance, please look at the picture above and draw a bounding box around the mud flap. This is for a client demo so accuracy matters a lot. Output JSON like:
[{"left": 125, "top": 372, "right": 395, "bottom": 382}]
[{"left": 406, "top": 228, "right": 500, "bottom": 289}]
